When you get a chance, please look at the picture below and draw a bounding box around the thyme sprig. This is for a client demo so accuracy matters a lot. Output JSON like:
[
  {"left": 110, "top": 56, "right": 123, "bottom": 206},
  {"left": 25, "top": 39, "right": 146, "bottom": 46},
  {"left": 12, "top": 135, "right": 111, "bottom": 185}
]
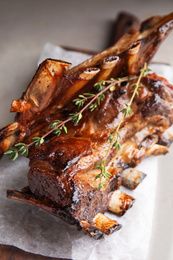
[
  {"left": 4, "top": 67, "right": 147, "bottom": 167},
  {"left": 95, "top": 62, "right": 148, "bottom": 190}
]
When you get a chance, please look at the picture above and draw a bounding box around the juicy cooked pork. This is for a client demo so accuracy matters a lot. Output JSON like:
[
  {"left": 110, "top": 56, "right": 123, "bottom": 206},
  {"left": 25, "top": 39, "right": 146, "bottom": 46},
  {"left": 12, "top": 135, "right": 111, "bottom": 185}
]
[{"left": 2, "top": 12, "right": 173, "bottom": 238}]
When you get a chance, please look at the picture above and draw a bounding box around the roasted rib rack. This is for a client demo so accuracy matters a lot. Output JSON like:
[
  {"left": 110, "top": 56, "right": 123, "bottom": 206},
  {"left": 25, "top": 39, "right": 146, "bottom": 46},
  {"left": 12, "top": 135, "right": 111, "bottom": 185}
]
[{"left": 1, "top": 12, "right": 173, "bottom": 238}]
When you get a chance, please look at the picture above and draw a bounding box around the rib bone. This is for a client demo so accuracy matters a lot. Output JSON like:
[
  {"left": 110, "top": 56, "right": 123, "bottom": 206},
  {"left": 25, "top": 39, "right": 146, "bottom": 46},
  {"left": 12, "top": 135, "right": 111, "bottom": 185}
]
[
  {"left": 11, "top": 59, "right": 71, "bottom": 114},
  {"left": 93, "top": 213, "right": 122, "bottom": 235},
  {"left": 108, "top": 189, "right": 135, "bottom": 215},
  {"left": 127, "top": 41, "right": 141, "bottom": 74},
  {"left": 96, "top": 55, "right": 120, "bottom": 82},
  {"left": 121, "top": 168, "right": 147, "bottom": 189},
  {"left": 58, "top": 67, "right": 100, "bottom": 108},
  {"left": 80, "top": 220, "right": 104, "bottom": 239}
]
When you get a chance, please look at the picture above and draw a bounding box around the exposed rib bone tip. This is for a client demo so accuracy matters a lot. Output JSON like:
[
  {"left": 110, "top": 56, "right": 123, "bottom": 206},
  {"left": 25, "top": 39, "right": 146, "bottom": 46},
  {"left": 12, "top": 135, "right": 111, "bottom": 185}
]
[
  {"left": 80, "top": 220, "right": 104, "bottom": 239},
  {"left": 159, "top": 128, "right": 173, "bottom": 147},
  {"left": 146, "top": 144, "right": 169, "bottom": 156},
  {"left": 128, "top": 41, "right": 141, "bottom": 55},
  {"left": 80, "top": 213, "right": 122, "bottom": 239},
  {"left": 93, "top": 213, "right": 122, "bottom": 235},
  {"left": 127, "top": 41, "right": 141, "bottom": 73},
  {"left": 121, "top": 168, "right": 147, "bottom": 189},
  {"left": 102, "top": 55, "right": 119, "bottom": 69},
  {"left": 80, "top": 67, "right": 100, "bottom": 80},
  {"left": 44, "top": 59, "right": 72, "bottom": 75},
  {"left": 108, "top": 189, "right": 135, "bottom": 215}
]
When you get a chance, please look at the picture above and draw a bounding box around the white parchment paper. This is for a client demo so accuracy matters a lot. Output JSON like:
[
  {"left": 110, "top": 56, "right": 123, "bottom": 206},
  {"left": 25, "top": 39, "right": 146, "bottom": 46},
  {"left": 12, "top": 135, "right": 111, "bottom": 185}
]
[{"left": 0, "top": 43, "right": 173, "bottom": 260}]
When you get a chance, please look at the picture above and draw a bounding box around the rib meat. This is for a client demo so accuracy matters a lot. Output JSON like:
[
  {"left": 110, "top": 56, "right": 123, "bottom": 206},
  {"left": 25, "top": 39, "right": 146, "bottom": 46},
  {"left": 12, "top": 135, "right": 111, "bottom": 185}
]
[{"left": 2, "top": 12, "right": 173, "bottom": 238}]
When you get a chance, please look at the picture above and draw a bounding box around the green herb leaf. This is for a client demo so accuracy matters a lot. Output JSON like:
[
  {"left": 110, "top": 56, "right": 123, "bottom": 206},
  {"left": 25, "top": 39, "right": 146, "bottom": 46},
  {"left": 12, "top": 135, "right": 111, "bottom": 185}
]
[
  {"left": 32, "top": 137, "right": 44, "bottom": 146},
  {"left": 4, "top": 147, "right": 19, "bottom": 161},
  {"left": 94, "top": 82, "right": 103, "bottom": 91},
  {"left": 63, "top": 125, "right": 68, "bottom": 133},
  {"left": 117, "top": 131, "right": 121, "bottom": 140},
  {"left": 54, "top": 128, "right": 62, "bottom": 136},
  {"left": 89, "top": 103, "right": 97, "bottom": 111},
  {"left": 70, "top": 112, "right": 83, "bottom": 124},
  {"left": 109, "top": 85, "right": 116, "bottom": 92},
  {"left": 49, "top": 120, "right": 61, "bottom": 129},
  {"left": 83, "top": 93, "right": 95, "bottom": 97}
]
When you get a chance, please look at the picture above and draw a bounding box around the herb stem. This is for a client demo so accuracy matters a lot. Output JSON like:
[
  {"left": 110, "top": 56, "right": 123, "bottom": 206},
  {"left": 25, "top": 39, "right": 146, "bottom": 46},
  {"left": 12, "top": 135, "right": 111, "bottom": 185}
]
[
  {"left": 97, "top": 62, "right": 147, "bottom": 189},
  {"left": 129, "top": 62, "right": 147, "bottom": 107}
]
